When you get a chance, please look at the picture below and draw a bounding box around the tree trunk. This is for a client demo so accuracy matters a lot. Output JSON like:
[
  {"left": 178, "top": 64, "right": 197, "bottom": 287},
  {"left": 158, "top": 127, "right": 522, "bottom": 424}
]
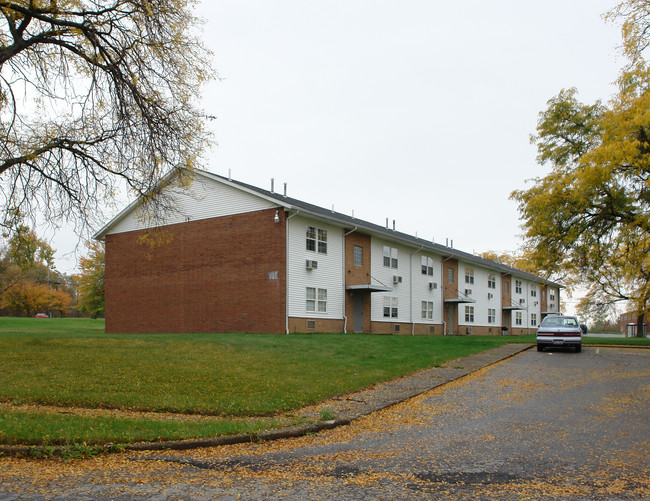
[{"left": 637, "top": 313, "right": 646, "bottom": 338}]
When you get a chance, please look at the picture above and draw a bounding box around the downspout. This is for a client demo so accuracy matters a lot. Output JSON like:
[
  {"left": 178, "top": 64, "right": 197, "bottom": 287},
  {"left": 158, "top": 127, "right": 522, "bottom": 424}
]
[
  {"left": 409, "top": 246, "right": 423, "bottom": 335},
  {"left": 342, "top": 226, "right": 358, "bottom": 333},
  {"left": 285, "top": 209, "right": 300, "bottom": 334}
]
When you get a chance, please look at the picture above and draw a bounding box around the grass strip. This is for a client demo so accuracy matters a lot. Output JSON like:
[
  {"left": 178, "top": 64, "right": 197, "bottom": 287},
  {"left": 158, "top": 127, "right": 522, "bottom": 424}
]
[{"left": 0, "top": 408, "right": 301, "bottom": 447}]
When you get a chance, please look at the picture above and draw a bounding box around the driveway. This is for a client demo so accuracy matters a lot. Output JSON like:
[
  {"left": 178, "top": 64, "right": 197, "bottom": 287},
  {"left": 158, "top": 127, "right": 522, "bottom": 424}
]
[{"left": 1, "top": 347, "right": 648, "bottom": 500}]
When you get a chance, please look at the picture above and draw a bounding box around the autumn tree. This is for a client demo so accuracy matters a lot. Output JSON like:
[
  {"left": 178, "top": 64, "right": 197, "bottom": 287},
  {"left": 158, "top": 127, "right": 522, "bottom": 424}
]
[
  {"left": 77, "top": 240, "right": 104, "bottom": 318},
  {"left": 512, "top": 0, "right": 650, "bottom": 336},
  {"left": 0, "top": 1, "right": 213, "bottom": 236}
]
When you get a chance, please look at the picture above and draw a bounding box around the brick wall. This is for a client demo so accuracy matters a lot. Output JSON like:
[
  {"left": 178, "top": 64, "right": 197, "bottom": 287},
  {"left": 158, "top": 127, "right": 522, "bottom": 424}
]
[{"left": 105, "top": 208, "right": 286, "bottom": 334}]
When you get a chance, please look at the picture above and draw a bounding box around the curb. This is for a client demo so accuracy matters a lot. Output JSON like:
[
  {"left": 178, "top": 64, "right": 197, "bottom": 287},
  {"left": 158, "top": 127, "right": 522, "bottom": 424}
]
[{"left": 0, "top": 343, "right": 532, "bottom": 457}]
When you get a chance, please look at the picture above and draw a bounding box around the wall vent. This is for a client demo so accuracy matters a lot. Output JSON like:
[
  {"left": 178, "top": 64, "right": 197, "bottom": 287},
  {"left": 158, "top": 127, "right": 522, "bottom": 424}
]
[
  {"left": 306, "top": 320, "right": 316, "bottom": 330},
  {"left": 394, "top": 324, "right": 401, "bottom": 333}
]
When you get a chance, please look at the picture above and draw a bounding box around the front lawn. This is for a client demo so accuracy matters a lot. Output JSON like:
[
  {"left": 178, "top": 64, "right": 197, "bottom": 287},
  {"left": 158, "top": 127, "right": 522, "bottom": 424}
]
[{"left": 0, "top": 317, "right": 645, "bottom": 449}]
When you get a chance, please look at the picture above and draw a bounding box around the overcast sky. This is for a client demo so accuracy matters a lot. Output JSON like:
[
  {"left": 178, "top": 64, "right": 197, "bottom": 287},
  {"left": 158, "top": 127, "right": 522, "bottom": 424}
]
[{"left": 52, "top": 0, "right": 622, "bottom": 292}]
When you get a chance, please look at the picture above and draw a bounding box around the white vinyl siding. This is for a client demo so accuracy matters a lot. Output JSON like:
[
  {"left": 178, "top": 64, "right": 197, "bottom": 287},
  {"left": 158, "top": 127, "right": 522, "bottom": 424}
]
[
  {"left": 371, "top": 240, "right": 410, "bottom": 322},
  {"left": 287, "top": 216, "right": 343, "bottom": 319},
  {"left": 458, "top": 261, "right": 501, "bottom": 327},
  {"left": 411, "top": 253, "right": 442, "bottom": 323},
  {"left": 106, "top": 175, "right": 276, "bottom": 235}
]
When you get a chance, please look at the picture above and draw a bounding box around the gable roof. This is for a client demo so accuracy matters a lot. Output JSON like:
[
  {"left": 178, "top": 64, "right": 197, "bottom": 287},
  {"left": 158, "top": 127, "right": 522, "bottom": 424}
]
[{"left": 97, "top": 168, "right": 562, "bottom": 288}]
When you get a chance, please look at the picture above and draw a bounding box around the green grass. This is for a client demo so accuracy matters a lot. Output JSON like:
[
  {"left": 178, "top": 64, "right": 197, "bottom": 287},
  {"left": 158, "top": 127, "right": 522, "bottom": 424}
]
[{"left": 0, "top": 317, "right": 646, "bottom": 450}]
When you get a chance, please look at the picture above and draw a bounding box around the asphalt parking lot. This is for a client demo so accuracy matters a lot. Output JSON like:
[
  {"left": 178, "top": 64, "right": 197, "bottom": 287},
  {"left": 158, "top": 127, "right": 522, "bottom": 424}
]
[{"left": 1, "top": 346, "right": 648, "bottom": 500}]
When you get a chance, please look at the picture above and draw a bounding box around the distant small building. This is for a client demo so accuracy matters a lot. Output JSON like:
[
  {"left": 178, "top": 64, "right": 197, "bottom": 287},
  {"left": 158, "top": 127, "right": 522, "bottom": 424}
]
[
  {"left": 618, "top": 312, "right": 649, "bottom": 336},
  {"left": 95, "top": 170, "right": 563, "bottom": 335}
]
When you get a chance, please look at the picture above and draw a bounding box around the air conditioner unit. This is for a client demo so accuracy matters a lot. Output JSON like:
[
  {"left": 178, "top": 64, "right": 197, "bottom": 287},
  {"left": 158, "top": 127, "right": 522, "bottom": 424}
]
[
  {"left": 429, "top": 282, "right": 437, "bottom": 290},
  {"left": 465, "top": 289, "right": 472, "bottom": 296},
  {"left": 488, "top": 293, "right": 494, "bottom": 300},
  {"left": 519, "top": 298, "right": 526, "bottom": 304},
  {"left": 393, "top": 275, "right": 402, "bottom": 284},
  {"left": 534, "top": 301, "right": 539, "bottom": 306},
  {"left": 465, "top": 327, "right": 472, "bottom": 334},
  {"left": 305, "top": 260, "right": 318, "bottom": 270}
]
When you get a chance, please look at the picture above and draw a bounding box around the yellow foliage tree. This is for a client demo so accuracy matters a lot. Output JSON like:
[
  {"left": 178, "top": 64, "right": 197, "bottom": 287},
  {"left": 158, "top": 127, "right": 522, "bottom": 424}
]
[{"left": 512, "top": 0, "right": 650, "bottom": 334}]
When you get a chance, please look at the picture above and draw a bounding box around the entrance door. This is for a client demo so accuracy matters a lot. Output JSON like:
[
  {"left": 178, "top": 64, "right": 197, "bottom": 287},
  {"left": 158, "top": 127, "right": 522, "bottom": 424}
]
[
  {"left": 446, "top": 304, "right": 455, "bottom": 335},
  {"left": 353, "top": 294, "right": 364, "bottom": 333}
]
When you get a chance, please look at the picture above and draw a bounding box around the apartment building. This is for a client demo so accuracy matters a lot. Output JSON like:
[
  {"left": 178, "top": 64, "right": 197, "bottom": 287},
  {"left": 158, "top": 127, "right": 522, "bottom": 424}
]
[{"left": 96, "top": 170, "right": 562, "bottom": 334}]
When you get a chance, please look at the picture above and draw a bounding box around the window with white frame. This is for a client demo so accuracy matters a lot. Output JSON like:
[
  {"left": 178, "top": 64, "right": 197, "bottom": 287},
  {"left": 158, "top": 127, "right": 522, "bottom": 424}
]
[
  {"left": 465, "top": 267, "right": 474, "bottom": 284},
  {"left": 353, "top": 245, "right": 363, "bottom": 266},
  {"left": 421, "top": 256, "right": 434, "bottom": 276},
  {"left": 515, "top": 280, "right": 522, "bottom": 294},
  {"left": 306, "top": 287, "right": 316, "bottom": 312},
  {"left": 383, "top": 246, "right": 398, "bottom": 269},
  {"left": 306, "top": 226, "right": 327, "bottom": 254},
  {"left": 421, "top": 301, "right": 434, "bottom": 320},
  {"left": 488, "top": 273, "right": 496, "bottom": 289},
  {"left": 306, "top": 287, "right": 327, "bottom": 312},
  {"left": 488, "top": 308, "right": 496, "bottom": 324},
  {"left": 515, "top": 311, "right": 523, "bottom": 325},
  {"left": 383, "top": 296, "right": 398, "bottom": 318},
  {"left": 465, "top": 305, "right": 474, "bottom": 322},
  {"left": 531, "top": 313, "right": 537, "bottom": 326},
  {"left": 505, "top": 281, "right": 510, "bottom": 294},
  {"left": 317, "top": 288, "right": 327, "bottom": 312},
  {"left": 447, "top": 267, "right": 454, "bottom": 284},
  {"left": 550, "top": 290, "right": 556, "bottom": 301},
  {"left": 531, "top": 287, "right": 537, "bottom": 297}
]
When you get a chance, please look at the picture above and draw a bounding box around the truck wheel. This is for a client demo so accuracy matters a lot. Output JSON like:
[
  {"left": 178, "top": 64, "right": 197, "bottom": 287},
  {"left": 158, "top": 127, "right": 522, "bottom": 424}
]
[{"left": 537, "top": 344, "right": 544, "bottom": 352}]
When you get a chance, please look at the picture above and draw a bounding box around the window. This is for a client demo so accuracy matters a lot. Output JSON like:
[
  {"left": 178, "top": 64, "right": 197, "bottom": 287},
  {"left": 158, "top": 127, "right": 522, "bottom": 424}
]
[
  {"left": 505, "top": 281, "right": 510, "bottom": 294},
  {"left": 531, "top": 313, "right": 537, "bottom": 326},
  {"left": 488, "top": 273, "right": 496, "bottom": 289},
  {"left": 488, "top": 308, "right": 496, "bottom": 324},
  {"left": 318, "top": 288, "right": 327, "bottom": 312},
  {"left": 306, "top": 287, "right": 327, "bottom": 312},
  {"left": 465, "top": 267, "right": 474, "bottom": 284},
  {"left": 383, "top": 297, "right": 398, "bottom": 318},
  {"left": 447, "top": 267, "right": 454, "bottom": 284},
  {"left": 550, "top": 290, "right": 556, "bottom": 301},
  {"left": 353, "top": 245, "right": 363, "bottom": 266},
  {"left": 515, "top": 311, "right": 523, "bottom": 325},
  {"left": 306, "top": 287, "right": 316, "bottom": 312},
  {"left": 465, "top": 305, "right": 474, "bottom": 323},
  {"left": 550, "top": 303, "right": 555, "bottom": 310},
  {"left": 421, "top": 256, "right": 434, "bottom": 276},
  {"left": 531, "top": 287, "right": 537, "bottom": 297},
  {"left": 383, "top": 246, "right": 398, "bottom": 269},
  {"left": 306, "top": 226, "right": 327, "bottom": 254},
  {"left": 421, "top": 301, "right": 434, "bottom": 320},
  {"left": 515, "top": 280, "right": 522, "bottom": 294}
]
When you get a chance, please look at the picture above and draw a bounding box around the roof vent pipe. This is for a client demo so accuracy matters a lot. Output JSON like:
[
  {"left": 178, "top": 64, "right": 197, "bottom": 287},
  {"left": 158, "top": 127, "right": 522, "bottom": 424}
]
[
  {"left": 284, "top": 183, "right": 287, "bottom": 197},
  {"left": 386, "top": 218, "right": 389, "bottom": 228},
  {"left": 446, "top": 238, "right": 449, "bottom": 247},
  {"left": 392, "top": 220, "right": 396, "bottom": 231},
  {"left": 228, "top": 169, "right": 232, "bottom": 181},
  {"left": 271, "top": 178, "right": 275, "bottom": 193},
  {"left": 451, "top": 239, "right": 454, "bottom": 248}
]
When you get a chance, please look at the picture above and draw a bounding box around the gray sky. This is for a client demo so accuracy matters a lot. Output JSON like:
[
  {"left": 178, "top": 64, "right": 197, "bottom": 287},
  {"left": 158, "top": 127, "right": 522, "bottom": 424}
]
[{"left": 52, "top": 0, "right": 622, "bottom": 289}]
